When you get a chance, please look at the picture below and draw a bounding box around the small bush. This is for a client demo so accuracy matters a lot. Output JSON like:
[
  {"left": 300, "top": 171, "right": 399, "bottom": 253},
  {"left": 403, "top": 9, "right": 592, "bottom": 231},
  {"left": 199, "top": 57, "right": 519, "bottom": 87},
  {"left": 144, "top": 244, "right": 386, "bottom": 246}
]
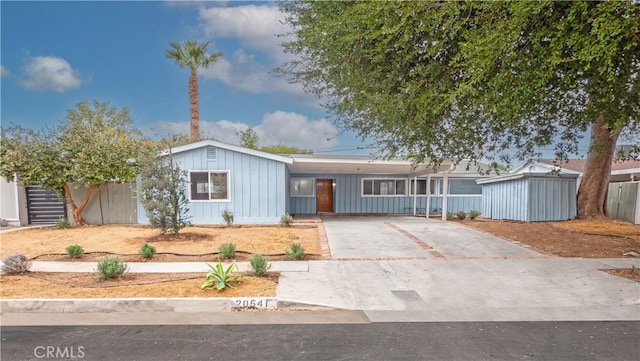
[
  {"left": 65, "top": 244, "right": 84, "bottom": 259},
  {"left": 201, "top": 262, "right": 242, "bottom": 290},
  {"left": 1, "top": 252, "right": 32, "bottom": 274},
  {"left": 456, "top": 211, "right": 467, "bottom": 220},
  {"left": 139, "top": 243, "right": 156, "bottom": 259},
  {"left": 249, "top": 254, "right": 270, "bottom": 277},
  {"left": 56, "top": 217, "right": 71, "bottom": 229},
  {"left": 218, "top": 242, "right": 236, "bottom": 259},
  {"left": 285, "top": 242, "right": 305, "bottom": 260},
  {"left": 280, "top": 213, "right": 294, "bottom": 227},
  {"left": 96, "top": 257, "right": 128, "bottom": 281},
  {"left": 221, "top": 209, "right": 234, "bottom": 227},
  {"left": 446, "top": 212, "right": 454, "bottom": 221},
  {"left": 469, "top": 210, "right": 480, "bottom": 220}
]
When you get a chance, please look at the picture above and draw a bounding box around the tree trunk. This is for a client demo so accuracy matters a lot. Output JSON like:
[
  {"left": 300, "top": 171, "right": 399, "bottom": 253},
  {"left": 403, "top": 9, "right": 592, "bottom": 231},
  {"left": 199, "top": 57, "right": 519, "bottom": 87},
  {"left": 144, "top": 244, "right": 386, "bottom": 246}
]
[
  {"left": 63, "top": 183, "right": 98, "bottom": 226},
  {"left": 576, "top": 115, "right": 619, "bottom": 219},
  {"left": 189, "top": 69, "right": 200, "bottom": 143}
]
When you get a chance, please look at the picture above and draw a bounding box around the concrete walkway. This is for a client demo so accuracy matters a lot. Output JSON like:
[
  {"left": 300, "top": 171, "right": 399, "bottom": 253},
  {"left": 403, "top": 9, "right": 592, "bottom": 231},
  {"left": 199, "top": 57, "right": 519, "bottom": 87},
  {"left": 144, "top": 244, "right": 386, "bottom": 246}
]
[{"left": 2, "top": 217, "right": 639, "bottom": 325}]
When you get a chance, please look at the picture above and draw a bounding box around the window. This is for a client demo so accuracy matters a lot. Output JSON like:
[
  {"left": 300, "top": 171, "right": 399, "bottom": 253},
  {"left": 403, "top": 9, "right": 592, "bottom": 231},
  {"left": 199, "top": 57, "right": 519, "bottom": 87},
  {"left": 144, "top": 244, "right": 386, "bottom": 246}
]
[
  {"left": 362, "top": 179, "right": 406, "bottom": 196},
  {"left": 410, "top": 179, "right": 427, "bottom": 195},
  {"left": 410, "top": 179, "right": 440, "bottom": 195},
  {"left": 448, "top": 179, "right": 482, "bottom": 195},
  {"left": 190, "top": 171, "right": 229, "bottom": 201},
  {"left": 290, "top": 178, "right": 314, "bottom": 197}
]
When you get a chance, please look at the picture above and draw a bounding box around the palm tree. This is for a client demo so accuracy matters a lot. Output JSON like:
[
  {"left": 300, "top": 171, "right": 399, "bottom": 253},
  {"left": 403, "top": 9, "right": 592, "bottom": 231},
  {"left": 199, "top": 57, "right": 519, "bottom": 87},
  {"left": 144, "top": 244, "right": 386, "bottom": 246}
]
[{"left": 165, "top": 40, "right": 223, "bottom": 143}]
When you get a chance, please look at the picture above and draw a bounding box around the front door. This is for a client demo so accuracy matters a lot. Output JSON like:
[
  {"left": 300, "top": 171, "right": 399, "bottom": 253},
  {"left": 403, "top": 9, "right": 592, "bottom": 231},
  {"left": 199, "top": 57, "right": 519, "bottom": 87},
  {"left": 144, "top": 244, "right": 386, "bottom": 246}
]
[{"left": 316, "top": 179, "right": 333, "bottom": 213}]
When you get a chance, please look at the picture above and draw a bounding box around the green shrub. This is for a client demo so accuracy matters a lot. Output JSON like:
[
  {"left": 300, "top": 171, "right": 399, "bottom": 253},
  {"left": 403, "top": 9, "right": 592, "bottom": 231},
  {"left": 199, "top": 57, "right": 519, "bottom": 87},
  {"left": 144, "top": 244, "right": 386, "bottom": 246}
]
[
  {"left": 446, "top": 212, "right": 454, "bottom": 221},
  {"left": 96, "top": 257, "right": 128, "bottom": 281},
  {"left": 218, "top": 242, "right": 236, "bottom": 259},
  {"left": 280, "top": 212, "right": 294, "bottom": 227},
  {"left": 1, "top": 252, "right": 31, "bottom": 274},
  {"left": 221, "top": 209, "right": 234, "bottom": 227},
  {"left": 468, "top": 210, "right": 480, "bottom": 220},
  {"left": 285, "top": 242, "right": 305, "bottom": 260},
  {"left": 138, "top": 154, "right": 191, "bottom": 235},
  {"left": 249, "top": 254, "right": 270, "bottom": 277},
  {"left": 56, "top": 218, "right": 71, "bottom": 229},
  {"left": 201, "top": 262, "right": 242, "bottom": 290},
  {"left": 65, "top": 244, "right": 84, "bottom": 259},
  {"left": 456, "top": 211, "right": 467, "bottom": 220},
  {"left": 139, "top": 243, "right": 156, "bottom": 259}
]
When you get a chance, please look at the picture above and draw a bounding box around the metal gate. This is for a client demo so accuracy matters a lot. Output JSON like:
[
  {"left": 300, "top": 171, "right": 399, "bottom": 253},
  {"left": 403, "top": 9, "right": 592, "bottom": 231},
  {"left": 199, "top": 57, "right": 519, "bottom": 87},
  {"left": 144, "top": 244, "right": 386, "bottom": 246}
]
[{"left": 25, "top": 185, "right": 67, "bottom": 224}]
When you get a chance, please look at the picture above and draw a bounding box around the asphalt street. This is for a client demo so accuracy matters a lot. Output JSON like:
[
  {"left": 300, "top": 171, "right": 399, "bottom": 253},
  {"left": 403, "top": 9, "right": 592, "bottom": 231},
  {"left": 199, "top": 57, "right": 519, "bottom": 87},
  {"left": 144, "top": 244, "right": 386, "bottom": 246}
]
[{"left": 2, "top": 321, "right": 639, "bottom": 361}]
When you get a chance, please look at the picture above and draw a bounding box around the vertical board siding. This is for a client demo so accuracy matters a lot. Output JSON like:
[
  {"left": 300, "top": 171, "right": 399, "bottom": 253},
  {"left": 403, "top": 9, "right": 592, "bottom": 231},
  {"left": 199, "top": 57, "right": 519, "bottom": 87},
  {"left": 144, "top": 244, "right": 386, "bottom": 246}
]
[
  {"left": 482, "top": 178, "right": 529, "bottom": 221},
  {"left": 482, "top": 176, "right": 577, "bottom": 222},
  {"left": 71, "top": 182, "right": 137, "bottom": 224},
  {"left": 138, "top": 147, "right": 287, "bottom": 224},
  {"left": 608, "top": 182, "right": 639, "bottom": 224},
  {"left": 289, "top": 173, "right": 481, "bottom": 215}
]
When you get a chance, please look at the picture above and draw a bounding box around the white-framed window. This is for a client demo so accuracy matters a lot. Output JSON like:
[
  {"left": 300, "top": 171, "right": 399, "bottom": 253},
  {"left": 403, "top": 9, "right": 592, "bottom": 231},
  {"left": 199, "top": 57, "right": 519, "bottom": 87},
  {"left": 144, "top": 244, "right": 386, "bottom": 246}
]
[
  {"left": 189, "top": 170, "right": 230, "bottom": 201},
  {"left": 290, "top": 178, "right": 315, "bottom": 197},
  {"left": 410, "top": 178, "right": 440, "bottom": 195},
  {"left": 362, "top": 178, "right": 406, "bottom": 196}
]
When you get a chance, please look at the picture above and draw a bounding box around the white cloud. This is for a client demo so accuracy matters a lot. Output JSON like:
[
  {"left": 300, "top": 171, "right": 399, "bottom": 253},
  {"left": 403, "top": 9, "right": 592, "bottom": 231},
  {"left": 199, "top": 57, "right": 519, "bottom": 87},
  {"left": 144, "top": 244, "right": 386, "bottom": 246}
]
[
  {"left": 201, "top": 49, "right": 313, "bottom": 105},
  {"left": 0, "top": 65, "right": 9, "bottom": 77},
  {"left": 20, "top": 56, "right": 83, "bottom": 93},
  {"left": 198, "top": 4, "right": 291, "bottom": 61},
  {"left": 255, "top": 111, "right": 338, "bottom": 150},
  {"left": 195, "top": 4, "right": 321, "bottom": 105},
  {"left": 143, "top": 111, "right": 338, "bottom": 151}
]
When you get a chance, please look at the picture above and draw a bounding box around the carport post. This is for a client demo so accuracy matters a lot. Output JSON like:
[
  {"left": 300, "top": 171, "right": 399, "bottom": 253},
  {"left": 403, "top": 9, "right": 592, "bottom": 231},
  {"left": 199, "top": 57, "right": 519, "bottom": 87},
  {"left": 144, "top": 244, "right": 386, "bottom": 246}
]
[
  {"left": 412, "top": 176, "right": 417, "bottom": 216},
  {"left": 425, "top": 174, "right": 431, "bottom": 219},
  {"left": 441, "top": 171, "right": 449, "bottom": 222}
]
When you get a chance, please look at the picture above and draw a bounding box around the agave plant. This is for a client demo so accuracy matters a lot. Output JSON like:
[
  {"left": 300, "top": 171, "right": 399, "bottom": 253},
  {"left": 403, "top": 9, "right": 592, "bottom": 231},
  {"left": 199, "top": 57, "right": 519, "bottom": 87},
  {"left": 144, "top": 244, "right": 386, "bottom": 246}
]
[{"left": 201, "top": 262, "right": 242, "bottom": 290}]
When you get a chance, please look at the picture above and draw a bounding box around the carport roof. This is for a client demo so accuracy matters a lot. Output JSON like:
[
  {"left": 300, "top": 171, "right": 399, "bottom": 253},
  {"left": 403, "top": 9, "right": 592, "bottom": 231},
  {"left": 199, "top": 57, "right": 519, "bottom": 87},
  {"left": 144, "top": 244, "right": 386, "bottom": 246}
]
[{"left": 288, "top": 155, "right": 456, "bottom": 175}]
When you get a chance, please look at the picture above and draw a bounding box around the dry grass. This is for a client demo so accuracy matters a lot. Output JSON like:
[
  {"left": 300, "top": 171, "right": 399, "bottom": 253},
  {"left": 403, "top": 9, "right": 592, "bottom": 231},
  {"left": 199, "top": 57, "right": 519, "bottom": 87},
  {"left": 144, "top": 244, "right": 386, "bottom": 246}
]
[
  {"left": 462, "top": 218, "right": 640, "bottom": 258},
  {"left": 0, "top": 224, "right": 320, "bottom": 259},
  {"left": 551, "top": 218, "right": 640, "bottom": 240}
]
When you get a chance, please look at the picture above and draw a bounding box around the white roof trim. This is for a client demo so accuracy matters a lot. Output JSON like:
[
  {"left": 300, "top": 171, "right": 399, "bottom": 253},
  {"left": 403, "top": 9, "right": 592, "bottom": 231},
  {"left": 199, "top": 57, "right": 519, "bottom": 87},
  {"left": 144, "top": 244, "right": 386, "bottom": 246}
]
[
  {"left": 163, "top": 140, "right": 294, "bottom": 164},
  {"left": 511, "top": 160, "right": 581, "bottom": 175},
  {"left": 477, "top": 172, "right": 580, "bottom": 185},
  {"left": 612, "top": 167, "right": 640, "bottom": 175}
]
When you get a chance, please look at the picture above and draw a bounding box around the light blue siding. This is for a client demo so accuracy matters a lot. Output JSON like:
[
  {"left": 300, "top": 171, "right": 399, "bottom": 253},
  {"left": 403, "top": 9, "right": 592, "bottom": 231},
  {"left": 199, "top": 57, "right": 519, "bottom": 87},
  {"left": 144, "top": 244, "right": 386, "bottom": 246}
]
[
  {"left": 138, "top": 146, "right": 288, "bottom": 224},
  {"left": 428, "top": 196, "right": 482, "bottom": 214},
  {"left": 289, "top": 173, "right": 482, "bottom": 215},
  {"left": 481, "top": 176, "right": 576, "bottom": 222}
]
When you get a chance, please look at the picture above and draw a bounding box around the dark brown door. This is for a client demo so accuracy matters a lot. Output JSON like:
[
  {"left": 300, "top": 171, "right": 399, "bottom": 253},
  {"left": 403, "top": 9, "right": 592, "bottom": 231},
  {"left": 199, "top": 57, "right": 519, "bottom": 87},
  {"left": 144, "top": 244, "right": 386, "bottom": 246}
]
[{"left": 316, "top": 179, "right": 333, "bottom": 213}]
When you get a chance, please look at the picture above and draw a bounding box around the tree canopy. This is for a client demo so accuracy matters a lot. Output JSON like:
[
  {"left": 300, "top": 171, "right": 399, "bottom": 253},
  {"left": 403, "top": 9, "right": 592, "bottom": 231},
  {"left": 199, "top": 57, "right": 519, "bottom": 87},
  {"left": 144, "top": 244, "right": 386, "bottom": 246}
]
[
  {"left": 166, "top": 40, "right": 223, "bottom": 143},
  {"left": 278, "top": 0, "right": 639, "bottom": 217},
  {"left": 0, "top": 99, "right": 147, "bottom": 225}
]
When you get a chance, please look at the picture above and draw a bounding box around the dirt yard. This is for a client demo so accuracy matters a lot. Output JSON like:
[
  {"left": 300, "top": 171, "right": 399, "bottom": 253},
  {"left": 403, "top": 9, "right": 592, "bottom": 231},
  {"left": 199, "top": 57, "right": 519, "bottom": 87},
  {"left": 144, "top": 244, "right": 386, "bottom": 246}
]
[
  {"left": 460, "top": 218, "right": 640, "bottom": 258},
  {"left": 0, "top": 224, "right": 321, "bottom": 261},
  {"left": 0, "top": 224, "right": 318, "bottom": 298}
]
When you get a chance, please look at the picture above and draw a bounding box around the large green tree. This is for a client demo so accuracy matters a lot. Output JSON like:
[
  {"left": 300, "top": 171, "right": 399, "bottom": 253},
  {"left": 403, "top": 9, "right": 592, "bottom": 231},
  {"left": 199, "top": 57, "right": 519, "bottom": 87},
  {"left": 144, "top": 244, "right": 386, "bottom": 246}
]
[
  {"left": 0, "top": 100, "right": 146, "bottom": 225},
  {"left": 166, "top": 40, "right": 223, "bottom": 143},
  {"left": 278, "top": 0, "right": 639, "bottom": 218}
]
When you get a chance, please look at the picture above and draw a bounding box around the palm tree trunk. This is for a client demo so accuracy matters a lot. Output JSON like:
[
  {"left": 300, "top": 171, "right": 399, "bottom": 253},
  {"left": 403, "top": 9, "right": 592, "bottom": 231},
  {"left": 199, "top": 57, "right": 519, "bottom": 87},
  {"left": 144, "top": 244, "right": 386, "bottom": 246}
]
[
  {"left": 189, "top": 69, "right": 200, "bottom": 142},
  {"left": 576, "top": 115, "right": 619, "bottom": 219}
]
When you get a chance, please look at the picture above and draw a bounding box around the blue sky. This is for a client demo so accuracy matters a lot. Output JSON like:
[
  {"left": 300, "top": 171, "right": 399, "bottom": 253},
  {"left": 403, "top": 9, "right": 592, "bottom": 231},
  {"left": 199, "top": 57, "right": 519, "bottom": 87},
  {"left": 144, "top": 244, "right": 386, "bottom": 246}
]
[{"left": 0, "top": 0, "right": 368, "bottom": 154}]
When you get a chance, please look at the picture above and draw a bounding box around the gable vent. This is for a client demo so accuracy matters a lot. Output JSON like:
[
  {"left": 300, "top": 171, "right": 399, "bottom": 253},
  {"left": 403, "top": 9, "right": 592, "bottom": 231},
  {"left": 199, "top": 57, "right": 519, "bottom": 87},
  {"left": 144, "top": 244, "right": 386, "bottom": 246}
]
[{"left": 206, "top": 146, "right": 217, "bottom": 161}]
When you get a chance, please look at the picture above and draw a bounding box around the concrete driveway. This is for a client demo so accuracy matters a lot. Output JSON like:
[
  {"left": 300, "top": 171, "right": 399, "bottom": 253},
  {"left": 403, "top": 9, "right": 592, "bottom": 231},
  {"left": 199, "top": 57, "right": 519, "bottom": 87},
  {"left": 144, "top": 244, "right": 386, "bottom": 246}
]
[{"left": 322, "top": 216, "right": 543, "bottom": 259}]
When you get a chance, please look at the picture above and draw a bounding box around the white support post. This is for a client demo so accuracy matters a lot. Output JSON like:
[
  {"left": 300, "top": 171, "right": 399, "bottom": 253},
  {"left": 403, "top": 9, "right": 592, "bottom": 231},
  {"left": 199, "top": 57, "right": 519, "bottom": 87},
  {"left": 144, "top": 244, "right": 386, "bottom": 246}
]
[
  {"left": 412, "top": 176, "right": 417, "bottom": 216},
  {"left": 441, "top": 171, "right": 449, "bottom": 222},
  {"left": 425, "top": 174, "right": 431, "bottom": 220}
]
